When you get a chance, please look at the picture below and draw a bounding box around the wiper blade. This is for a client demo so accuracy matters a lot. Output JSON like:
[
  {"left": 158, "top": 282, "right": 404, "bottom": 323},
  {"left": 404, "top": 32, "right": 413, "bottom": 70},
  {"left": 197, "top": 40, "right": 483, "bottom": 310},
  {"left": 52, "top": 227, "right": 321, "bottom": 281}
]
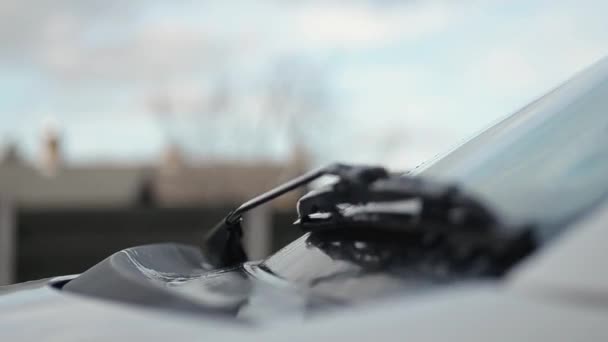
[
  {"left": 202, "top": 163, "right": 535, "bottom": 270},
  {"left": 296, "top": 175, "right": 499, "bottom": 230},
  {"left": 203, "top": 163, "right": 388, "bottom": 267}
]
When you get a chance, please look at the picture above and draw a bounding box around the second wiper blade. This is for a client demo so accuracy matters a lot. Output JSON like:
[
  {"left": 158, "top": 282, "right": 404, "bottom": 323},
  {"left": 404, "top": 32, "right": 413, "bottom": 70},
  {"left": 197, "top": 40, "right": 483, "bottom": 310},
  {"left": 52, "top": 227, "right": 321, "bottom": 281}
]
[
  {"left": 297, "top": 175, "right": 500, "bottom": 231},
  {"left": 297, "top": 172, "right": 536, "bottom": 274}
]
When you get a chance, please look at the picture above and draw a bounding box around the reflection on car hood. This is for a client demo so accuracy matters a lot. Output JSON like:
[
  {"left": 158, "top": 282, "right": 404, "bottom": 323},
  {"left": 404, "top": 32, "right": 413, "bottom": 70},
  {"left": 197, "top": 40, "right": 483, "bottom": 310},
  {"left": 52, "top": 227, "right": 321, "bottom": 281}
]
[
  {"left": 60, "top": 243, "right": 475, "bottom": 321},
  {"left": 61, "top": 243, "right": 346, "bottom": 321}
]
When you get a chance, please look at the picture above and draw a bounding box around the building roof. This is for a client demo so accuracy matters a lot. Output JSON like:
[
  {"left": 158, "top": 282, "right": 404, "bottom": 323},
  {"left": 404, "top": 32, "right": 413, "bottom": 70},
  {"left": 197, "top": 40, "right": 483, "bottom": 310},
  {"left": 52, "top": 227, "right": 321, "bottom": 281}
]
[{"left": 0, "top": 160, "right": 305, "bottom": 209}]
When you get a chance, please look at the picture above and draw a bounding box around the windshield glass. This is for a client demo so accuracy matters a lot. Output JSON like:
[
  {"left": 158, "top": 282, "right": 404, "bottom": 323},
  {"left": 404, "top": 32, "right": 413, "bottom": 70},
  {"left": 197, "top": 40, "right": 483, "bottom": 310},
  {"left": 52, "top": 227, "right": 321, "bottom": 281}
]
[
  {"left": 262, "top": 58, "right": 608, "bottom": 293},
  {"left": 261, "top": 231, "right": 494, "bottom": 301},
  {"left": 421, "top": 58, "right": 608, "bottom": 240}
]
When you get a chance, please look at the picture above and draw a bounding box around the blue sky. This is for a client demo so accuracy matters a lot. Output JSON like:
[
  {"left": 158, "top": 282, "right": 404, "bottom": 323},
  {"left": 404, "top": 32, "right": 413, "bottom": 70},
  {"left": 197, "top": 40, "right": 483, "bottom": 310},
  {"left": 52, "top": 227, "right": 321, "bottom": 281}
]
[{"left": 1, "top": 0, "right": 608, "bottom": 168}]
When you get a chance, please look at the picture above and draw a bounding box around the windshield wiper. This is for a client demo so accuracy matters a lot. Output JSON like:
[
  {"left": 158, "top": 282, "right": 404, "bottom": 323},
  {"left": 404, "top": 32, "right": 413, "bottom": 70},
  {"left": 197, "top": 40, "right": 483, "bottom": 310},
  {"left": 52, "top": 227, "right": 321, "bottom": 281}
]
[
  {"left": 202, "top": 163, "right": 386, "bottom": 267},
  {"left": 202, "top": 163, "right": 535, "bottom": 270}
]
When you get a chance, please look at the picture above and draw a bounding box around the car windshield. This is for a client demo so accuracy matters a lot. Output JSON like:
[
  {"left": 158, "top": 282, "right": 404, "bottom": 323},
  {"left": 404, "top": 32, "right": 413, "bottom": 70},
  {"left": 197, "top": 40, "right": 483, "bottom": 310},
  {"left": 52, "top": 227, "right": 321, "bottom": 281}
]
[
  {"left": 420, "top": 58, "right": 608, "bottom": 241},
  {"left": 261, "top": 58, "right": 608, "bottom": 293}
]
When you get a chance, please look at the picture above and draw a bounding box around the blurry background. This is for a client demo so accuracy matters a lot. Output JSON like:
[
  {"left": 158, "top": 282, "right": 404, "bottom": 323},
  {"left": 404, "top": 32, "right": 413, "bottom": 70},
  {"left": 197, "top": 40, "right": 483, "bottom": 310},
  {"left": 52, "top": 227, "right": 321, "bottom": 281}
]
[{"left": 1, "top": 0, "right": 608, "bottom": 284}]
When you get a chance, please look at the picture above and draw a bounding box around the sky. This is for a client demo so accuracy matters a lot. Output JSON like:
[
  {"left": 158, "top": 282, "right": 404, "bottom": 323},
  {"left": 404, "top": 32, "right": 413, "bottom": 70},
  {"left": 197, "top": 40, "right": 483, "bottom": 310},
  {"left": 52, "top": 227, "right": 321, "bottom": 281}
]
[{"left": 1, "top": 0, "right": 608, "bottom": 169}]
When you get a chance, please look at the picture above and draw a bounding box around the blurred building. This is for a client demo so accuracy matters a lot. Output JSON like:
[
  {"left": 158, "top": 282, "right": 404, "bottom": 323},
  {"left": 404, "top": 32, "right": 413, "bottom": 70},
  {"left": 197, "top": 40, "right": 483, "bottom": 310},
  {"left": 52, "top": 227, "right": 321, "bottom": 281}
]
[
  {"left": 0, "top": 131, "right": 308, "bottom": 284},
  {"left": 0, "top": 131, "right": 308, "bottom": 209},
  {"left": 155, "top": 144, "right": 308, "bottom": 209}
]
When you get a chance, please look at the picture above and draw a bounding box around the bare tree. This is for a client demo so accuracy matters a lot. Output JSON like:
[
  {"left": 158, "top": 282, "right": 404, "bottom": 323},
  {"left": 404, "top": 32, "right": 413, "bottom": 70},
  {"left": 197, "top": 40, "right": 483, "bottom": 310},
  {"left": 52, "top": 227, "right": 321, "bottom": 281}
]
[
  {"left": 145, "top": 58, "right": 332, "bottom": 162},
  {"left": 261, "top": 59, "right": 332, "bottom": 155},
  {"left": 147, "top": 89, "right": 176, "bottom": 142}
]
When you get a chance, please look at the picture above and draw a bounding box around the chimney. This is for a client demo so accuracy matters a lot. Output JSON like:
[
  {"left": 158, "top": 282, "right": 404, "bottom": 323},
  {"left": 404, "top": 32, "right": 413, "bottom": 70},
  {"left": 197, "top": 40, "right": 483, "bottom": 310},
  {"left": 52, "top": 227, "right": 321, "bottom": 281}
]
[
  {"left": 290, "top": 143, "right": 309, "bottom": 174},
  {"left": 40, "top": 124, "right": 62, "bottom": 175},
  {"left": 160, "top": 142, "right": 185, "bottom": 173}
]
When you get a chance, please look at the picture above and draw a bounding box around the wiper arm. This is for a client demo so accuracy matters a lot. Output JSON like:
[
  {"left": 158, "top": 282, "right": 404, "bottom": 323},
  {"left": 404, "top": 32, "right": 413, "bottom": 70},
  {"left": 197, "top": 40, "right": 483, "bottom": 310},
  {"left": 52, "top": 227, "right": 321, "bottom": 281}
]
[
  {"left": 223, "top": 163, "right": 386, "bottom": 225},
  {"left": 203, "top": 163, "right": 388, "bottom": 267},
  {"left": 202, "top": 163, "right": 535, "bottom": 270}
]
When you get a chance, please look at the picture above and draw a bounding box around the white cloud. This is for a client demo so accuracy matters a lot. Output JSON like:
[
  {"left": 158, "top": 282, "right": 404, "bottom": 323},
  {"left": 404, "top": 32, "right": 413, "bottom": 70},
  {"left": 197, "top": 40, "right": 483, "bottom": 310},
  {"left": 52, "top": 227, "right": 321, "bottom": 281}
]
[
  {"left": 289, "top": 1, "right": 455, "bottom": 50},
  {"left": 474, "top": 48, "right": 538, "bottom": 93},
  {"left": 3, "top": 0, "right": 608, "bottom": 165},
  {"left": 333, "top": 1, "right": 608, "bottom": 168},
  {"left": 469, "top": 3, "right": 608, "bottom": 100}
]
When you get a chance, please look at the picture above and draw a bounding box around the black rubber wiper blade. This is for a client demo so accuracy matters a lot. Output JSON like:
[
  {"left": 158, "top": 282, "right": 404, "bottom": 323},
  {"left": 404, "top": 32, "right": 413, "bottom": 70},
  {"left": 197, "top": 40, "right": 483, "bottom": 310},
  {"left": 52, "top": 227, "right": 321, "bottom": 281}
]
[
  {"left": 202, "top": 163, "right": 534, "bottom": 270},
  {"left": 296, "top": 173, "right": 536, "bottom": 274},
  {"left": 297, "top": 175, "right": 500, "bottom": 230}
]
